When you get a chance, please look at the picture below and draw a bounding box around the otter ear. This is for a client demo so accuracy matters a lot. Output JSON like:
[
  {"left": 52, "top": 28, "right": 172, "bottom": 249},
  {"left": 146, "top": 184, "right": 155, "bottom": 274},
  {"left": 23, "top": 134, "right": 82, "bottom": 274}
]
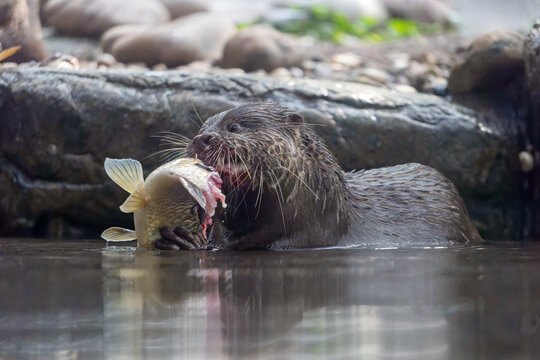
[{"left": 287, "top": 113, "right": 304, "bottom": 123}]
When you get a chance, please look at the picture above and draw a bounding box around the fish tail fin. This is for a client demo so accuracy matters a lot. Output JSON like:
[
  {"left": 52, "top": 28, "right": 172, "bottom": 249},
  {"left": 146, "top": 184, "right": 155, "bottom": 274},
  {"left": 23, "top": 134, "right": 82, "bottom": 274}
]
[
  {"left": 101, "top": 227, "right": 137, "bottom": 242},
  {"left": 119, "top": 182, "right": 146, "bottom": 213},
  {"left": 104, "top": 158, "right": 144, "bottom": 194},
  {"left": 105, "top": 158, "right": 146, "bottom": 213}
]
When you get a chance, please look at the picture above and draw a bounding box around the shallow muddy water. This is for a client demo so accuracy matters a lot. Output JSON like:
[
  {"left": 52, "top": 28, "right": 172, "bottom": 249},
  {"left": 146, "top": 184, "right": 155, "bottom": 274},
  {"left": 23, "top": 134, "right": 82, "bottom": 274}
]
[{"left": 0, "top": 238, "right": 539, "bottom": 359}]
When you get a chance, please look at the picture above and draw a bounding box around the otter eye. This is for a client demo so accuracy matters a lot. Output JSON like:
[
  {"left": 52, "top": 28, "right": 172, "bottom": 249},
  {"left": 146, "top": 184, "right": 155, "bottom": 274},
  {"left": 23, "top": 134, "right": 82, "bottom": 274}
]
[{"left": 229, "top": 124, "right": 241, "bottom": 133}]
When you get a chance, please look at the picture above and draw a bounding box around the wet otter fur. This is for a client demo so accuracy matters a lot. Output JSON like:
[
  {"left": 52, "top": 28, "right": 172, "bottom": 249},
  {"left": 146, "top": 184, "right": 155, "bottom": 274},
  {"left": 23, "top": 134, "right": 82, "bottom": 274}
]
[{"left": 176, "top": 102, "right": 482, "bottom": 250}]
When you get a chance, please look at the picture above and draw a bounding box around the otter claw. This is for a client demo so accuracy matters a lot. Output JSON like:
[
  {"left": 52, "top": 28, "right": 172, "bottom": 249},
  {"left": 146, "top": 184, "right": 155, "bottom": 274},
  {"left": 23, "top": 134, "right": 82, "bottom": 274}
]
[{"left": 157, "top": 226, "right": 206, "bottom": 250}]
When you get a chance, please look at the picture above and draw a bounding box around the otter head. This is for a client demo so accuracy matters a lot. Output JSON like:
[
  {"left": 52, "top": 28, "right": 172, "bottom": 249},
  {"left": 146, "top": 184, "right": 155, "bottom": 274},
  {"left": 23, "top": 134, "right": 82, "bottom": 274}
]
[{"left": 187, "top": 102, "right": 350, "bottom": 249}]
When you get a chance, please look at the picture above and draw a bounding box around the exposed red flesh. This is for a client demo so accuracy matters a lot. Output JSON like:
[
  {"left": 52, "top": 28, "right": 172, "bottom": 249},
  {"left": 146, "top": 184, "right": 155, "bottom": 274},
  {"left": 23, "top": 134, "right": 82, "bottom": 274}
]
[{"left": 200, "top": 172, "right": 227, "bottom": 239}]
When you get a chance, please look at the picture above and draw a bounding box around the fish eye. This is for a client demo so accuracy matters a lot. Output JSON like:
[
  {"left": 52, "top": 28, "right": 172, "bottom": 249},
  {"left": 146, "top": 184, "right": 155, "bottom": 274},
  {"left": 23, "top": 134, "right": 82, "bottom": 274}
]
[{"left": 195, "top": 162, "right": 215, "bottom": 172}]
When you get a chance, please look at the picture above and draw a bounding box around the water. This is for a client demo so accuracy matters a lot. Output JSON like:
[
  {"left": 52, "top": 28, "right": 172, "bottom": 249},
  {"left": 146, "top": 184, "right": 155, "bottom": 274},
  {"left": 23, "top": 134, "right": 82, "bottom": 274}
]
[{"left": 0, "top": 239, "right": 539, "bottom": 359}]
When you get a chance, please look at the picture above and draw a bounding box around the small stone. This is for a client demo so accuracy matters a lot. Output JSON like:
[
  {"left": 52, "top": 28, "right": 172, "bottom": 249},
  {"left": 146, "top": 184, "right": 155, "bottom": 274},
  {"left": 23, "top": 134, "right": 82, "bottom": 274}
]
[
  {"left": 390, "top": 53, "right": 410, "bottom": 73},
  {"left": 321, "top": 0, "right": 388, "bottom": 21},
  {"left": 262, "top": 7, "right": 309, "bottom": 27},
  {"left": 78, "top": 61, "right": 98, "bottom": 70},
  {"left": 102, "top": 13, "right": 236, "bottom": 67},
  {"left": 414, "top": 51, "right": 438, "bottom": 66},
  {"left": 356, "top": 67, "right": 389, "bottom": 85},
  {"left": 311, "top": 62, "right": 333, "bottom": 77},
  {"left": 302, "top": 60, "right": 316, "bottom": 72},
  {"left": 158, "top": 0, "right": 209, "bottom": 19},
  {"left": 213, "top": 67, "right": 245, "bottom": 75},
  {"left": 405, "top": 60, "right": 431, "bottom": 80},
  {"left": 382, "top": 0, "right": 457, "bottom": 24},
  {"left": 42, "top": 54, "right": 80, "bottom": 69},
  {"left": 152, "top": 63, "right": 168, "bottom": 71},
  {"left": 519, "top": 151, "right": 535, "bottom": 173},
  {"left": 97, "top": 53, "right": 117, "bottom": 68},
  {"left": 422, "top": 76, "right": 448, "bottom": 96},
  {"left": 42, "top": 0, "right": 170, "bottom": 37},
  {"left": 176, "top": 60, "right": 211, "bottom": 72},
  {"left": 289, "top": 67, "right": 304, "bottom": 78},
  {"left": 126, "top": 63, "right": 149, "bottom": 72},
  {"left": 392, "top": 84, "right": 417, "bottom": 93},
  {"left": 271, "top": 67, "right": 291, "bottom": 77},
  {"left": 330, "top": 62, "right": 346, "bottom": 72},
  {"left": 219, "top": 25, "right": 305, "bottom": 72},
  {"left": 331, "top": 52, "right": 362, "bottom": 68},
  {"left": 0, "top": 62, "right": 18, "bottom": 69},
  {"left": 448, "top": 31, "right": 525, "bottom": 94}
]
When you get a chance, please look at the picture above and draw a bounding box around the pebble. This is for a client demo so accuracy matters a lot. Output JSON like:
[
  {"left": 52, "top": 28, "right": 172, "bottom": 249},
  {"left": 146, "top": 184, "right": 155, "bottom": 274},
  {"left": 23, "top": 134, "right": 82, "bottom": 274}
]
[
  {"left": 103, "top": 13, "right": 236, "bottom": 67},
  {"left": 289, "top": 67, "right": 304, "bottom": 78},
  {"left": 152, "top": 63, "right": 168, "bottom": 71},
  {"left": 422, "top": 76, "right": 448, "bottom": 95},
  {"left": 42, "top": 0, "right": 170, "bottom": 37},
  {"left": 331, "top": 52, "right": 362, "bottom": 68},
  {"left": 220, "top": 25, "right": 305, "bottom": 72},
  {"left": 304, "top": 61, "right": 334, "bottom": 78},
  {"left": 519, "top": 151, "right": 535, "bottom": 173},
  {"left": 390, "top": 53, "right": 410, "bottom": 73},
  {"left": 126, "top": 63, "right": 149, "bottom": 72},
  {"left": 356, "top": 67, "right": 389, "bottom": 85},
  {"left": 97, "top": 53, "right": 117, "bottom": 68},
  {"left": 271, "top": 67, "right": 292, "bottom": 77},
  {"left": 176, "top": 60, "right": 211, "bottom": 72},
  {"left": 392, "top": 84, "right": 417, "bottom": 93},
  {"left": 448, "top": 30, "right": 525, "bottom": 93},
  {"left": 405, "top": 60, "right": 431, "bottom": 80}
]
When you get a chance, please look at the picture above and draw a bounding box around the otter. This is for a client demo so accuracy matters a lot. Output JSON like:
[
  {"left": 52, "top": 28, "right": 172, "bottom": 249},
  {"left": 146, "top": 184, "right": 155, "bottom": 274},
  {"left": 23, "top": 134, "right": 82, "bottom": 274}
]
[{"left": 156, "top": 102, "right": 482, "bottom": 250}]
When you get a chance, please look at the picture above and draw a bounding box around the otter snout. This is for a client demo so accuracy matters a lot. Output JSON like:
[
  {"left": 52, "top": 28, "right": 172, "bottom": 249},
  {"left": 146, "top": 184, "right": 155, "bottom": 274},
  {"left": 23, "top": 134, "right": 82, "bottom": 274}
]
[
  {"left": 190, "top": 132, "right": 224, "bottom": 165},
  {"left": 191, "top": 133, "right": 214, "bottom": 154}
]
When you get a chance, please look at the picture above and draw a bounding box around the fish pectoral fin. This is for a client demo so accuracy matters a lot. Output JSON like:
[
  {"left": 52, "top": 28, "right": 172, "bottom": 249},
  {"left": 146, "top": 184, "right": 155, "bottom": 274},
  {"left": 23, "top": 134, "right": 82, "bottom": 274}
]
[
  {"left": 119, "top": 184, "right": 146, "bottom": 213},
  {"left": 104, "top": 158, "right": 144, "bottom": 194},
  {"left": 101, "top": 227, "right": 137, "bottom": 242},
  {"left": 179, "top": 175, "right": 207, "bottom": 209}
]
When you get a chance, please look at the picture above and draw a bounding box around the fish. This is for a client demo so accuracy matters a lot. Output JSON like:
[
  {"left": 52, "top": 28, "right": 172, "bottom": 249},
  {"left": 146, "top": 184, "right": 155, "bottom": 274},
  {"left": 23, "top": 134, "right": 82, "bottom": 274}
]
[{"left": 101, "top": 157, "right": 226, "bottom": 249}]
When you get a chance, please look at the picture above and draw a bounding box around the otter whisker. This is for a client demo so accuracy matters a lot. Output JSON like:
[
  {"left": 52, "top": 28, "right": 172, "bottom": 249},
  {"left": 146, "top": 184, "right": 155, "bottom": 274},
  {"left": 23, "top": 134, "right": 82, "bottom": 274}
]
[
  {"left": 237, "top": 151, "right": 252, "bottom": 180},
  {"left": 255, "top": 166, "right": 264, "bottom": 219},
  {"left": 184, "top": 113, "right": 203, "bottom": 130},
  {"left": 277, "top": 164, "right": 319, "bottom": 200},
  {"left": 153, "top": 131, "right": 192, "bottom": 144},
  {"left": 142, "top": 148, "right": 188, "bottom": 162},
  {"left": 191, "top": 103, "right": 205, "bottom": 127},
  {"left": 267, "top": 168, "right": 287, "bottom": 233}
]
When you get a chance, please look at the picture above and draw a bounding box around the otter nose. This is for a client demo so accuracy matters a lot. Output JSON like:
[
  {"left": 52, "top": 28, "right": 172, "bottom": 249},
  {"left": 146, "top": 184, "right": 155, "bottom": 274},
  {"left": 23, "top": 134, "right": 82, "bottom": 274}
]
[{"left": 191, "top": 133, "right": 214, "bottom": 154}]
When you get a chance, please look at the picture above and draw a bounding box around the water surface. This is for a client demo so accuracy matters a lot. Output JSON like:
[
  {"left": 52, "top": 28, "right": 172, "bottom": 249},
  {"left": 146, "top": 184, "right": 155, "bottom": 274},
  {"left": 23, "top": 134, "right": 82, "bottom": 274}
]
[{"left": 0, "top": 239, "right": 539, "bottom": 359}]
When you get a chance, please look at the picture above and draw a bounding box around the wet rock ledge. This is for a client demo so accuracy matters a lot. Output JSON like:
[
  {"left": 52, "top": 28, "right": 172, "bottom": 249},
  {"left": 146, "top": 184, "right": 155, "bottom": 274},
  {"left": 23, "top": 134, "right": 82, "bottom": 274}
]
[{"left": 0, "top": 67, "right": 523, "bottom": 240}]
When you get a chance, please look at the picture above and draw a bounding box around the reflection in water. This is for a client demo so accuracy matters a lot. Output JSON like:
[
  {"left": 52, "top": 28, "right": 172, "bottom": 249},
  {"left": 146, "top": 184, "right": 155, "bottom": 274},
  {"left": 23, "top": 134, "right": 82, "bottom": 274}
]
[{"left": 0, "top": 239, "right": 539, "bottom": 359}]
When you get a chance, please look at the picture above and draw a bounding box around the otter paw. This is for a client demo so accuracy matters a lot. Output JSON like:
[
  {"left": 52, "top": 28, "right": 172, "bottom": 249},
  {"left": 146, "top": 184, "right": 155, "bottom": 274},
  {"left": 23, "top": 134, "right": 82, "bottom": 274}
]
[
  {"left": 157, "top": 226, "right": 207, "bottom": 250},
  {"left": 154, "top": 238, "right": 181, "bottom": 250}
]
